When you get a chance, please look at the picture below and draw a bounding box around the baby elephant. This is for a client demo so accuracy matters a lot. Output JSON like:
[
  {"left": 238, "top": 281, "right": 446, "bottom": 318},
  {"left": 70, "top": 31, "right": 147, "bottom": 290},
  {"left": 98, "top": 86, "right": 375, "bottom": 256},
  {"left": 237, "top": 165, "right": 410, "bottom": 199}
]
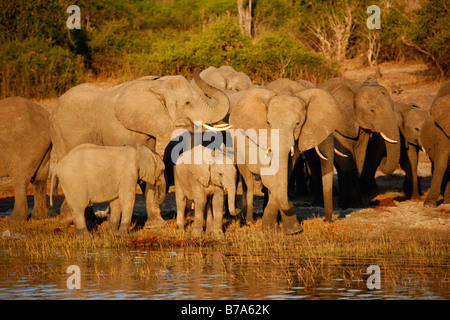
[
  {"left": 174, "top": 145, "right": 238, "bottom": 239},
  {"left": 50, "top": 144, "right": 165, "bottom": 236}
]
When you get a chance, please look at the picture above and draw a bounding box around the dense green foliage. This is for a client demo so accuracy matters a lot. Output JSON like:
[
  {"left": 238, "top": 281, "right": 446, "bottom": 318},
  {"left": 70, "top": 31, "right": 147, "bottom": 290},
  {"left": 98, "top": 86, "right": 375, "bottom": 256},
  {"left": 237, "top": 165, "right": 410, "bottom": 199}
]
[{"left": 0, "top": 0, "right": 448, "bottom": 98}]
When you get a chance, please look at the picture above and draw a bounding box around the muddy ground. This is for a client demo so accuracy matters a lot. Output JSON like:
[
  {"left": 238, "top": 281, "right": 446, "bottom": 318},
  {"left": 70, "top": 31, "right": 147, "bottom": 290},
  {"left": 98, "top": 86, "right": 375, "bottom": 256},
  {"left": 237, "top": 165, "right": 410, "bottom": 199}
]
[{"left": 0, "top": 62, "right": 449, "bottom": 237}]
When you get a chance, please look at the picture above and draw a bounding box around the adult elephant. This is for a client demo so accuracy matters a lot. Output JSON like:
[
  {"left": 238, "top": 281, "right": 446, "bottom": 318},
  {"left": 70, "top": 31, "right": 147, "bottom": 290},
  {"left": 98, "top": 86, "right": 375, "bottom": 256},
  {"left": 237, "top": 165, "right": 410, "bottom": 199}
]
[
  {"left": 50, "top": 68, "right": 230, "bottom": 228},
  {"left": 229, "top": 87, "right": 342, "bottom": 233},
  {"left": 0, "top": 97, "right": 52, "bottom": 221},
  {"left": 318, "top": 76, "right": 400, "bottom": 208},
  {"left": 421, "top": 80, "right": 450, "bottom": 207},
  {"left": 200, "top": 66, "right": 252, "bottom": 92},
  {"left": 360, "top": 102, "right": 428, "bottom": 199},
  {"left": 264, "top": 78, "right": 342, "bottom": 222}
]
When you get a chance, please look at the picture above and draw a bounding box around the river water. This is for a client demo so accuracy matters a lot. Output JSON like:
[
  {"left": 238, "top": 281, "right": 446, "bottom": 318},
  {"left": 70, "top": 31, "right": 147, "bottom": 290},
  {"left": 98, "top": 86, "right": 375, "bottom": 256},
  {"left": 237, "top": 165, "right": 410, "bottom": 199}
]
[{"left": 0, "top": 247, "right": 448, "bottom": 300}]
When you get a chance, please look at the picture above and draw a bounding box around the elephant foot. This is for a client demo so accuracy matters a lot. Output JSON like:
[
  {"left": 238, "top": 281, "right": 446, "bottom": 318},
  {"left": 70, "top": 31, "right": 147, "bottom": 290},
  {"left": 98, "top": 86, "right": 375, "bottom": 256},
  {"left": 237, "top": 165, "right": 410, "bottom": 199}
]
[
  {"left": 117, "top": 227, "right": 129, "bottom": 236},
  {"left": 424, "top": 198, "right": 437, "bottom": 208},
  {"left": 323, "top": 211, "right": 334, "bottom": 223},
  {"left": 75, "top": 228, "right": 91, "bottom": 237},
  {"left": 213, "top": 230, "right": 225, "bottom": 240},
  {"left": 8, "top": 210, "right": 28, "bottom": 222},
  {"left": 282, "top": 215, "right": 303, "bottom": 235},
  {"left": 30, "top": 207, "right": 48, "bottom": 220},
  {"left": 409, "top": 192, "right": 422, "bottom": 200},
  {"left": 59, "top": 203, "right": 74, "bottom": 224},
  {"left": 191, "top": 228, "right": 203, "bottom": 238},
  {"left": 144, "top": 214, "right": 168, "bottom": 229}
]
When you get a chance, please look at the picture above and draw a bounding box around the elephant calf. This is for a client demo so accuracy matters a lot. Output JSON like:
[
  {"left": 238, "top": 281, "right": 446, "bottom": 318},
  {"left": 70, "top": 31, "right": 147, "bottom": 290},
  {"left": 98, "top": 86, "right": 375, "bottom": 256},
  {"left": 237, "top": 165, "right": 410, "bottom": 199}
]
[
  {"left": 174, "top": 145, "right": 238, "bottom": 239},
  {"left": 50, "top": 144, "right": 165, "bottom": 236}
]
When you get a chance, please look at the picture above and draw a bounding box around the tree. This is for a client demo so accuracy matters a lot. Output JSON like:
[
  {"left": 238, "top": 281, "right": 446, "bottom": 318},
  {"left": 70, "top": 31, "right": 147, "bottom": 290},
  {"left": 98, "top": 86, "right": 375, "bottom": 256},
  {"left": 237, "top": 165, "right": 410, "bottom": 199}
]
[{"left": 237, "top": 0, "right": 252, "bottom": 36}]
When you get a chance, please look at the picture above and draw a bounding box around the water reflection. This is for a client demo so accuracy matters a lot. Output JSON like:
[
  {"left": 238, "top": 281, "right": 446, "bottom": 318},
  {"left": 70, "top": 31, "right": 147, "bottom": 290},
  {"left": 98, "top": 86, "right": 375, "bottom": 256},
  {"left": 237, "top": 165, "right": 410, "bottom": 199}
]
[{"left": 0, "top": 248, "right": 448, "bottom": 300}]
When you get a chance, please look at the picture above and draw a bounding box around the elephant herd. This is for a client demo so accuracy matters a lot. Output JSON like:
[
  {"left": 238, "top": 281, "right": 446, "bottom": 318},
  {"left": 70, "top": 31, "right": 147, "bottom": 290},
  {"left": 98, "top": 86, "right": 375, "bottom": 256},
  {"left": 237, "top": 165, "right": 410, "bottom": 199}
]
[{"left": 0, "top": 65, "right": 449, "bottom": 239}]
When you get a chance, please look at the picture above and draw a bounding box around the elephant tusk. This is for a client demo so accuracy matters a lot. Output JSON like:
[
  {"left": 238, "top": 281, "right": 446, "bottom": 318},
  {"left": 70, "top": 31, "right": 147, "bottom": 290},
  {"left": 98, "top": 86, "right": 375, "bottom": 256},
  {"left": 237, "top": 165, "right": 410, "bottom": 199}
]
[
  {"left": 380, "top": 132, "right": 398, "bottom": 144},
  {"left": 334, "top": 148, "right": 348, "bottom": 158},
  {"left": 421, "top": 146, "right": 427, "bottom": 154},
  {"left": 202, "top": 123, "right": 232, "bottom": 131},
  {"left": 214, "top": 123, "right": 232, "bottom": 128},
  {"left": 315, "top": 146, "right": 328, "bottom": 161},
  {"left": 290, "top": 146, "right": 294, "bottom": 157}
]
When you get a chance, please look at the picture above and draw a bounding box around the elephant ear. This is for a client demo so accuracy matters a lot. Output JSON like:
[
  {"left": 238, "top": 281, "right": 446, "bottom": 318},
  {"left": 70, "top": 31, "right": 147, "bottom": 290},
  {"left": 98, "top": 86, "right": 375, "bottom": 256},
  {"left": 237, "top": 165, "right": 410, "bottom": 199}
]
[
  {"left": 137, "top": 145, "right": 158, "bottom": 184},
  {"left": 318, "top": 78, "right": 360, "bottom": 139},
  {"left": 295, "top": 88, "right": 344, "bottom": 152},
  {"left": 431, "top": 95, "right": 450, "bottom": 138},
  {"left": 230, "top": 88, "right": 275, "bottom": 132},
  {"left": 188, "top": 163, "right": 211, "bottom": 187},
  {"left": 114, "top": 80, "right": 175, "bottom": 140}
]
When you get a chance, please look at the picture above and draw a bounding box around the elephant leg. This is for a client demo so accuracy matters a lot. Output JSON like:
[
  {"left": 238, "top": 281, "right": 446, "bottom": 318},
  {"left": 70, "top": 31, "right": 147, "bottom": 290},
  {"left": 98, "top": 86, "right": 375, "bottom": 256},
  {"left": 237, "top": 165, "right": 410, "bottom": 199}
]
[
  {"left": 118, "top": 193, "right": 135, "bottom": 235},
  {"left": 281, "top": 208, "right": 302, "bottom": 235},
  {"left": 59, "top": 199, "right": 74, "bottom": 224},
  {"left": 405, "top": 146, "right": 421, "bottom": 199},
  {"left": 191, "top": 197, "right": 206, "bottom": 238},
  {"left": 334, "top": 151, "right": 363, "bottom": 208},
  {"left": 360, "top": 134, "right": 384, "bottom": 196},
  {"left": 239, "top": 164, "right": 255, "bottom": 225},
  {"left": 333, "top": 134, "right": 363, "bottom": 208},
  {"left": 8, "top": 177, "right": 29, "bottom": 221},
  {"left": 30, "top": 178, "right": 48, "bottom": 220},
  {"left": 106, "top": 198, "right": 122, "bottom": 232},
  {"left": 175, "top": 191, "right": 187, "bottom": 232},
  {"left": 261, "top": 192, "right": 279, "bottom": 232},
  {"left": 142, "top": 182, "right": 167, "bottom": 229},
  {"left": 211, "top": 192, "right": 225, "bottom": 240},
  {"left": 71, "top": 203, "right": 90, "bottom": 237},
  {"left": 305, "top": 150, "right": 323, "bottom": 206},
  {"left": 205, "top": 197, "right": 213, "bottom": 234},
  {"left": 424, "top": 154, "right": 448, "bottom": 207}
]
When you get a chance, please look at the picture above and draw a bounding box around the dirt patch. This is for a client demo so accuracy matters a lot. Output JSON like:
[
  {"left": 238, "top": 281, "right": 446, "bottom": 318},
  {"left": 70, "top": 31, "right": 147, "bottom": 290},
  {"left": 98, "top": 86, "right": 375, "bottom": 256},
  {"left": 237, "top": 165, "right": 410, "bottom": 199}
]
[{"left": 341, "top": 61, "right": 441, "bottom": 111}]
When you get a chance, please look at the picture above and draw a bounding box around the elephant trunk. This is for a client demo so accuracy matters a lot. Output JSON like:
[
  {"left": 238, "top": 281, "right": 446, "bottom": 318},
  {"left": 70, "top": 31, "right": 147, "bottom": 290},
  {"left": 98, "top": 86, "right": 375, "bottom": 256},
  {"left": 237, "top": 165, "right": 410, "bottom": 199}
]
[
  {"left": 156, "top": 173, "right": 166, "bottom": 204},
  {"left": 226, "top": 183, "right": 238, "bottom": 216},
  {"left": 193, "top": 68, "right": 230, "bottom": 124},
  {"left": 274, "top": 158, "right": 294, "bottom": 212},
  {"left": 379, "top": 122, "right": 401, "bottom": 175}
]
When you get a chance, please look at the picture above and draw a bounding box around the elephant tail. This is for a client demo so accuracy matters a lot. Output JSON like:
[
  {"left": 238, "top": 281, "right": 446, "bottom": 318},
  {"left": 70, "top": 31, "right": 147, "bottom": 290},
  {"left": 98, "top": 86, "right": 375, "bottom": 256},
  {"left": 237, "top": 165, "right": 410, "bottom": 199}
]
[{"left": 49, "top": 167, "right": 58, "bottom": 208}]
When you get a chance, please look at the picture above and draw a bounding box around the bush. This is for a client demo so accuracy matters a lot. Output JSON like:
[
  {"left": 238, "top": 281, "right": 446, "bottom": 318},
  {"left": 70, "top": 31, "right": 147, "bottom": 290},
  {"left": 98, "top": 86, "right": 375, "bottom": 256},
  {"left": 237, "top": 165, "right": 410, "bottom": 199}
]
[
  {"left": 122, "top": 17, "right": 337, "bottom": 84},
  {"left": 408, "top": 0, "right": 450, "bottom": 78},
  {"left": 0, "top": 38, "right": 88, "bottom": 98}
]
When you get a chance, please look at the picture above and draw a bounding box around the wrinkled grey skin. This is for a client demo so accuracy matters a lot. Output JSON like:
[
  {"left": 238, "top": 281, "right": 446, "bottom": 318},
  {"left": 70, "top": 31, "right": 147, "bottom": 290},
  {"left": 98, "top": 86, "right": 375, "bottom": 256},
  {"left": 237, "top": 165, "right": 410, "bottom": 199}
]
[
  {"left": 50, "top": 69, "right": 229, "bottom": 229},
  {"left": 0, "top": 97, "right": 52, "bottom": 221},
  {"left": 174, "top": 145, "right": 238, "bottom": 239},
  {"left": 421, "top": 80, "right": 450, "bottom": 207},
  {"left": 360, "top": 102, "right": 428, "bottom": 199},
  {"left": 200, "top": 66, "right": 252, "bottom": 92},
  {"left": 265, "top": 78, "right": 340, "bottom": 222},
  {"left": 319, "top": 76, "right": 400, "bottom": 208},
  {"left": 229, "top": 87, "right": 342, "bottom": 232},
  {"left": 50, "top": 144, "right": 165, "bottom": 236}
]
